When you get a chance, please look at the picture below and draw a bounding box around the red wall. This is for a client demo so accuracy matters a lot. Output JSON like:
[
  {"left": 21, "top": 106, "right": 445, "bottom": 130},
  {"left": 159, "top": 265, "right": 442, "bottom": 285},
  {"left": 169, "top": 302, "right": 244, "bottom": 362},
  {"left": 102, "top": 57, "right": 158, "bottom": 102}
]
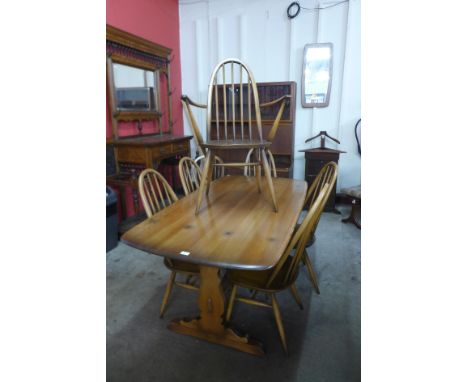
[
  {"left": 106, "top": 0, "right": 183, "bottom": 138},
  {"left": 107, "top": 0, "right": 183, "bottom": 219}
]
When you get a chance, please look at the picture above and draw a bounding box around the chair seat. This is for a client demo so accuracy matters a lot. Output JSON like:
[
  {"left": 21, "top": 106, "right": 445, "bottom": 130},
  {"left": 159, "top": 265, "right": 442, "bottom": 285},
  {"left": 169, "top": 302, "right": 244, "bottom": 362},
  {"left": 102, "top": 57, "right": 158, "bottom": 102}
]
[
  {"left": 227, "top": 256, "right": 297, "bottom": 291},
  {"left": 341, "top": 185, "right": 361, "bottom": 199},
  {"left": 164, "top": 258, "right": 199, "bottom": 274},
  {"left": 202, "top": 139, "right": 272, "bottom": 150}
]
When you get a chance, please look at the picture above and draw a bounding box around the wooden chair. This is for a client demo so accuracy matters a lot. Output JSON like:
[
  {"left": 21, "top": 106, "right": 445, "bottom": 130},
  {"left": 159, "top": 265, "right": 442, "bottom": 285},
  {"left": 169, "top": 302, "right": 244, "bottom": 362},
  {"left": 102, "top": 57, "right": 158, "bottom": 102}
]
[
  {"left": 298, "top": 162, "right": 338, "bottom": 294},
  {"left": 225, "top": 184, "right": 331, "bottom": 354},
  {"left": 194, "top": 155, "right": 225, "bottom": 180},
  {"left": 243, "top": 148, "right": 277, "bottom": 178},
  {"left": 179, "top": 157, "right": 202, "bottom": 196},
  {"left": 181, "top": 58, "right": 290, "bottom": 214},
  {"left": 138, "top": 169, "right": 200, "bottom": 317}
]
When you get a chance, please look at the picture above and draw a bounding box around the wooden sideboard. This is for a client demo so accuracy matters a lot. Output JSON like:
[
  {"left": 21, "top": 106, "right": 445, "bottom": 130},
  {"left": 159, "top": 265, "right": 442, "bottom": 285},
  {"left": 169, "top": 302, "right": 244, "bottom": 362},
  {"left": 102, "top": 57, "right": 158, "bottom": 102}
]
[
  {"left": 106, "top": 134, "right": 192, "bottom": 231},
  {"left": 300, "top": 147, "right": 345, "bottom": 213},
  {"left": 209, "top": 81, "right": 296, "bottom": 178}
]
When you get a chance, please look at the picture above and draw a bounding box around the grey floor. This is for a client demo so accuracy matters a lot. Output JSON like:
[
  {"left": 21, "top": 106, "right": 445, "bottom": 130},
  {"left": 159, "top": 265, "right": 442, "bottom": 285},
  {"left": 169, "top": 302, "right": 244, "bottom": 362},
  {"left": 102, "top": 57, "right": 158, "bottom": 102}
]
[{"left": 107, "top": 205, "right": 361, "bottom": 382}]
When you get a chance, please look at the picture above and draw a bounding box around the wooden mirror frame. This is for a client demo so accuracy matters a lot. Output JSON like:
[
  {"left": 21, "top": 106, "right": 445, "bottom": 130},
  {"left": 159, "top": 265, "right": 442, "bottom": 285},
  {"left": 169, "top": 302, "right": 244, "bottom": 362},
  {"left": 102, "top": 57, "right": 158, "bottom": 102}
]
[
  {"left": 106, "top": 25, "right": 174, "bottom": 140},
  {"left": 301, "top": 43, "right": 333, "bottom": 108}
]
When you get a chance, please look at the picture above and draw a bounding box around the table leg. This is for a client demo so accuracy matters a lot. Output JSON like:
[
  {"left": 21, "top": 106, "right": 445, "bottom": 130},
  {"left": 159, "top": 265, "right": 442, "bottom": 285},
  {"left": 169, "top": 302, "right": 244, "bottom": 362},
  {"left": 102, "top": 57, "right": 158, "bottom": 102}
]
[{"left": 168, "top": 265, "right": 264, "bottom": 356}]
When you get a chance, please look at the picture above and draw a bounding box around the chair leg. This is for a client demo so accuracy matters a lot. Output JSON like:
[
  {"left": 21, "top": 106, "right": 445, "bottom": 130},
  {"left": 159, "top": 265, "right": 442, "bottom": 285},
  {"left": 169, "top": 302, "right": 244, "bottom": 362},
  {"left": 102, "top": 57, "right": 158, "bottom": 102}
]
[
  {"left": 195, "top": 150, "right": 212, "bottom": 215},
  {"left": 226, "top": 285, "right": 237, "bottom": 322},
  {"left": 271, "top": 293, "right": 288, "bottom": 355},
  {"left": 303, "top": 253, "right": 320, "bottom": 294},
  {"left": 289, "top": 283, "right": 304, "bottom": 310},
  {"left": 160, "top": 271, "right": 176, "bottom": 318},
  {"left": 261, "top": 148, "right": 278, "bottom": 212},
  {"left": 341, "top": 202, "right": 361, "bottom": 229},
  {"left": 205, "top": 157, "right": 214, "bottom": 195},
  {"left": 255, "top": 149, "right": 262, "bottom": 193}
]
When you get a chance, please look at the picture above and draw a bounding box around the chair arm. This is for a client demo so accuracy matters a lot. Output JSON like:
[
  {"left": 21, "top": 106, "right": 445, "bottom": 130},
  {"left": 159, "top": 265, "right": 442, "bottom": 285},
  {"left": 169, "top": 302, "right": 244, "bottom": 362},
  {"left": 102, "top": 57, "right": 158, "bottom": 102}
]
[
  {"left": 181, "top": 95, "right": 207, "bottom": 109},
  {"left": 260, "top": 94, "right": 291, "bottom": 108},
  {"left": 265, "top": 95, "right": 291, "bottom": 142}
]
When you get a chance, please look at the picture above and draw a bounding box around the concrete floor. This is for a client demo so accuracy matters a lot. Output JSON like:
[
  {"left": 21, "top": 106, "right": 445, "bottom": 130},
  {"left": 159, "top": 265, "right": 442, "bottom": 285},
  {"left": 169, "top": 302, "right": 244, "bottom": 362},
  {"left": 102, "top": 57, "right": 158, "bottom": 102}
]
[{"left": 107, "top": 205, "right": 361, "bottom": 382}]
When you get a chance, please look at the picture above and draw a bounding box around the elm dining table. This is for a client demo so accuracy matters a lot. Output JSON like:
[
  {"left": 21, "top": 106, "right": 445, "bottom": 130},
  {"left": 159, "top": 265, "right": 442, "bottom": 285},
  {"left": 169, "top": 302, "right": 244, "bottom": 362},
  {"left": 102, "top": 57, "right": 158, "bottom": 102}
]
[{"left": 121, "top": 175, "right": 307, "bottom": 356}]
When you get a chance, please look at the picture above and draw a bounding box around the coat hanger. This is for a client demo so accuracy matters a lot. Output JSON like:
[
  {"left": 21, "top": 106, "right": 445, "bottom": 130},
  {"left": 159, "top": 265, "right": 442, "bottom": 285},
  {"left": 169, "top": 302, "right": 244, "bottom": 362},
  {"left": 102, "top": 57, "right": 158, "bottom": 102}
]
[{"left": 305, "top": 130, "right": 340, "bottom": 148}]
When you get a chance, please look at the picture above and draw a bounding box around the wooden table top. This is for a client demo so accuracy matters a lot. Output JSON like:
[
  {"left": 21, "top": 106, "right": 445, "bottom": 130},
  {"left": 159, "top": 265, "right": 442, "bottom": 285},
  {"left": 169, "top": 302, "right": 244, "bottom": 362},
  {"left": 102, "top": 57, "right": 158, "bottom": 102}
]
[{"left": 121, "top": 176, "right": 306, "bottom": 270}]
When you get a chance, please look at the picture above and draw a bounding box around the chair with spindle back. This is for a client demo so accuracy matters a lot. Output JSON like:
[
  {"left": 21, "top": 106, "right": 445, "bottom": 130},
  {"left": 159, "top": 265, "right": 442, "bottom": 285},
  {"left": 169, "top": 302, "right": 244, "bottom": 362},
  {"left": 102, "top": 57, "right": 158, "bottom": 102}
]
[
  {"left": 181, "top": 58, "right": 290, "bottom": 214},
  {"left": 138, "top": 169, "right": 200, "bottom": 317},
  {"left": 225, "top": 184, "right": 331, "bottom": 355},
  {"left": 243, "top": 148, "right": 277, "bottom": 178},
  {"left": 297, "top": 162, "right": 338, "bottom": 294},
  {"left": 179, "top": 157, "right": 202, "bottom": 196}
]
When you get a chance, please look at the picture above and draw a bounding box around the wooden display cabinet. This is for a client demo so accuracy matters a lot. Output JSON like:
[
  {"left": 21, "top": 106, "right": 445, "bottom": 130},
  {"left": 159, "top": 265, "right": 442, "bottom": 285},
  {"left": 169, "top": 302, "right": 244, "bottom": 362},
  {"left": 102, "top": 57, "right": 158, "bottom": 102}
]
[{"left": 208, "top": 81, "right": 296, "bottom": 178}]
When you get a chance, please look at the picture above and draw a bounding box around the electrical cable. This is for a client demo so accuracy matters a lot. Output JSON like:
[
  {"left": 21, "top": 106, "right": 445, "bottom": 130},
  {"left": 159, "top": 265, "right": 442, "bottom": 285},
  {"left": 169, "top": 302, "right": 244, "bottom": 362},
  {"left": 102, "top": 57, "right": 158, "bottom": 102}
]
[{"left": 287, "top": 1, "right": 349, "bottom": 19}]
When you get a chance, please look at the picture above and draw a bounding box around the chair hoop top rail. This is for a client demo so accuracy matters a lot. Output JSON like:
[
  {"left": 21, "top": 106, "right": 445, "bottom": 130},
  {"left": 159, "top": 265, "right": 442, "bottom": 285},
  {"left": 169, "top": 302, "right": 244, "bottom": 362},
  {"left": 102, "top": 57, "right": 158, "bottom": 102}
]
[
  {"left": 138, "top": 168, "right": 178, "bottom": 218},
  {"left": 206, "top": 58, "right": 262, "bottom": 143}
]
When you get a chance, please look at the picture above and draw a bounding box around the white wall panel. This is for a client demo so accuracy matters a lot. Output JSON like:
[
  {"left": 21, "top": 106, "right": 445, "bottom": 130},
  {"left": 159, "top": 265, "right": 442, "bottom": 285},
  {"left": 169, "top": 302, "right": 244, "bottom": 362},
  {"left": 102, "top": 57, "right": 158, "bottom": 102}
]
[{"left": 179, "top": 0, "right": 361, "bottom": 188}]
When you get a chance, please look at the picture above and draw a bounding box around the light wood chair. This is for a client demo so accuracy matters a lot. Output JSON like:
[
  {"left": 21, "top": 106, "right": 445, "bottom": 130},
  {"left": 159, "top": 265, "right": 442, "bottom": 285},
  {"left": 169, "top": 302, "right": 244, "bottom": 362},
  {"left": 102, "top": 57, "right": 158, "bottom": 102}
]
[
  {"left": 178, "top": 157, "right": 202, "bottom": 196},
  {"left": 243, "top": 148, "right": 277, "bottom": 178},
  {"left": 181, "top": 58, "right": 290, "bottom": 214},
  {"left": 298, "top": 162, "right": 338, "bottom": 294},
  {"left": 138, "top": 169, "right": 200, "bottom": 317},
  {"left": 225, "top": 184, "right": 331, "bottom": 355},
  {"left": 194, "top": 155, "right": 225, "bottom": 180}
]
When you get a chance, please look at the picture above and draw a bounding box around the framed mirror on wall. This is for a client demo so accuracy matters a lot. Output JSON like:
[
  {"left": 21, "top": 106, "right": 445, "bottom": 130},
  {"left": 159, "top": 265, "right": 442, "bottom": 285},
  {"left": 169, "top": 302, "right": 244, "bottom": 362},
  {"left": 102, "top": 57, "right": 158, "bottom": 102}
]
[
  {"left": 112, "top": 63, "right": 160, "bottom": 112},
  {"left": 106, "top": 24, "right": 173, "bottom": 140},
  {"left": 301, "top": 43, "right": 333, "bottom": 108}
]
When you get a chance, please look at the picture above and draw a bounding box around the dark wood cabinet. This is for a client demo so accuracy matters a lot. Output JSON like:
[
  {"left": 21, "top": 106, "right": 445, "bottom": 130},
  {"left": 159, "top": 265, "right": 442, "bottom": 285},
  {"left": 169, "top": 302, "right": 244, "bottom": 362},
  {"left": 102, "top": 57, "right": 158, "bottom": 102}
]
[
  {"left": 209, "top": 81, "right": 296, "bottom": 178},
  {"left": 301, "top": 148, "right": 345, "bottom": 212}
]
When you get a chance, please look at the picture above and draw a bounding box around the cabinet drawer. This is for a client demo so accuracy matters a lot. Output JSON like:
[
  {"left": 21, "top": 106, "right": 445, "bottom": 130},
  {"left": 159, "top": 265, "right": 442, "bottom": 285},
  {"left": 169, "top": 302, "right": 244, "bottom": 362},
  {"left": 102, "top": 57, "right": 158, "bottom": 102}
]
[
  {"left": 172, "top": 141, "right": 189, "bottom": 153},
  {"left": 151, "top": 144, "right": 172, "bottom": 158},
  {"left": 116, "top": 147, "right": 146, "bottom": 164}
]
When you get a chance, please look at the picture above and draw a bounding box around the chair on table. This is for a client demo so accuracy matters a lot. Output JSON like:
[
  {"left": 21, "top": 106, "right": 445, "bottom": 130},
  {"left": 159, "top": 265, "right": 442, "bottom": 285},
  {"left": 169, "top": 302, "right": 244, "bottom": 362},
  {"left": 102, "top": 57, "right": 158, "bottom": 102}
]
[
  {"left": 244, "top": 148, "right": 277, "bottom": 178},
  {"left": 225, "top": 184, "right": 331, "bottom": 355},
  {"left": 138, "top": 169, "right": 200, "bottom": 317},
  {"left": 181, "top": 58, "right": 291, "bottom": 214},
  {"left": 297, "top": 162, "right": 338, "bottom": 294},
  {"left": 194, "top": 155, "right": 225, "bottom": 180}
]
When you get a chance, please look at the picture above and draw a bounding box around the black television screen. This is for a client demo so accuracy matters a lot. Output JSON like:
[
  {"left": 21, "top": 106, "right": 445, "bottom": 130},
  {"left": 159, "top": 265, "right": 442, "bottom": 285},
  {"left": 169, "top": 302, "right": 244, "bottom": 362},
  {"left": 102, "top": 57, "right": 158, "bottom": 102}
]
[{"left": 115, "top": 87, "right": 155, "bottom": 111}]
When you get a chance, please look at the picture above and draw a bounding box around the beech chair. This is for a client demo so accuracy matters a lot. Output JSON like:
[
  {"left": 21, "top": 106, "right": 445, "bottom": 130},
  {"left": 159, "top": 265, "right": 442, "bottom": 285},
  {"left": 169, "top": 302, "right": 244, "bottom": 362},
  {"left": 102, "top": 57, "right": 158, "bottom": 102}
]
[
  {"left": 243, "top": 148, "right": 277, "bottom": 178},
  {"left": 179, "top": 157, "right": 202, "bottom": 196},
  {"left": 138, "top": 169, "right": 200, "bottom": 317},
  {"left": 298, "top": 162, "right": 338, "bottom": 294},
  {"left": 225, "top": 184, "right": 330, "bottom": 355},
  {"left": 181, "top": 58, "right": 291, "bottom": 214}
]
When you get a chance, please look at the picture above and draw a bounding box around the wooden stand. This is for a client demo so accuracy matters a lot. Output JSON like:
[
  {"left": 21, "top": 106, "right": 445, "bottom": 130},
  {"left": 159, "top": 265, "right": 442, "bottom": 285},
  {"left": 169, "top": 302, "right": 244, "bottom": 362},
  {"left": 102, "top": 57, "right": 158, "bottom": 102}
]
[
  {"left": 300, "top": 147, "right": 345, "bottom": 213},
  {"left": 168, "top": 266, "right": 265, "bottom": 356}
]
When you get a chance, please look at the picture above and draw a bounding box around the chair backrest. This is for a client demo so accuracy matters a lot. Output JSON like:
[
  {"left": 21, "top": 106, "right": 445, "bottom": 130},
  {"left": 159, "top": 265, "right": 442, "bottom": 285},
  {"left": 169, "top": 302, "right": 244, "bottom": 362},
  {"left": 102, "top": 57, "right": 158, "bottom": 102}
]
[
  {"left": 243, "top": 148, "right": 277, "bottom": 177},
  {"left": 304, "top": 162, "right": 338, "bottom": 208},
  {"left": 194, "top": 155, "right": 225, "bottom": 179},
  {"left": 179, "top": 157, "right": 202, "bottom": 196},
  {"left": 266, "top": 183, "right": 331, "bottom": 288},
  {"left": 138, "top": 169, "right": 178, "bottom": 218},
  {"left": 207, "top": 58, "right": 262, "bottom": 142}
]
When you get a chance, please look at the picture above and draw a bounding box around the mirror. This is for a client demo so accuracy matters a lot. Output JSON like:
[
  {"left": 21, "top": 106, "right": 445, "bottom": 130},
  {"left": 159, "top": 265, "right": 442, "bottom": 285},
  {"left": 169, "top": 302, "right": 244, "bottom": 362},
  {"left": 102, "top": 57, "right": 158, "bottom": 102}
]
[
  {"left": 301, "top": 43, "right": 333, "bottom": 108},
  {"left": 111, "top": 63, "right": 160, "bottom": 112}
]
